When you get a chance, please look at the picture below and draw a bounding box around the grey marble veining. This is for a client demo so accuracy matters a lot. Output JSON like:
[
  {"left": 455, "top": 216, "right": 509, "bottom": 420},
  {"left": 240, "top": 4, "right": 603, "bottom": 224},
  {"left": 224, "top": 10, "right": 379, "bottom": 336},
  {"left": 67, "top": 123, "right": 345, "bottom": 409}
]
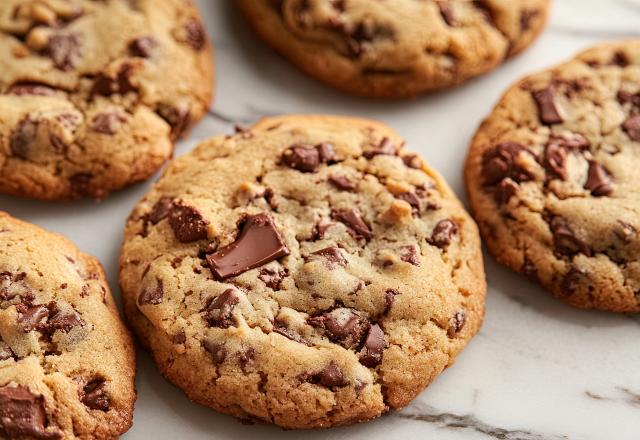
[{"left": 1, "top": 1, "right": 639, "bottom": 439}]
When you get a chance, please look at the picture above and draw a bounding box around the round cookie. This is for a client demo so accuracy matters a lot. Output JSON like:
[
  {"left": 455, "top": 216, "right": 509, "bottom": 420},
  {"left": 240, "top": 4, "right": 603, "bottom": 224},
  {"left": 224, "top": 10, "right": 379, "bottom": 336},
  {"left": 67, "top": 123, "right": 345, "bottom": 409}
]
[
  {"left": 120, "top": 114, "right": 486, "bottom": 428},
  {"left": 0, "top": 0, "right": 214, "bottom": 200},
  {"left": 465, "top": 40, "right": 640, "bottom": 313},
  {"left": 237, "top": 0, "right": 550, "bottom": 98},
  {"left": 0, "top": 212, "right": 136, "bottom": 438}
]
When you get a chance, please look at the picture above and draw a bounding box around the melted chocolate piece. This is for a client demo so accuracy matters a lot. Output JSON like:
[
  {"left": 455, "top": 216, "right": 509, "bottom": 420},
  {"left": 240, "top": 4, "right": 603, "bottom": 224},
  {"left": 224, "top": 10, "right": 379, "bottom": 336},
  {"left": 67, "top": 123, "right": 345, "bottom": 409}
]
[
  {"left": 203, "top": 340, "right": 227, "bottom": 364},
  {"left": 481, "top": 142, "right": 533, "bottom": 186},
  {"left": 384, "top": 289, "right": 399, "bottom": 314},
  {"left": 10, "top": 118, "right": 38, "bottom": 160},
  {"left": 129, "top": 36, "right": 157, "bottom": 58},
  {"left": 91, "top": 64, "right": 137, "bottom": 97},
  {"left": 560, "top": 267, "right": 589, "bottom": 296},
  {"left": 45, "top": 306, "right": 85, "bottom": 334},
  {"left": 168, "top": 201, "right": 209, "bottom": 243},
  {"left": 363, "top": 137, "right": 396, "bottom": 159},
  {"left": 395, "top": 192, "right": 421, "bottom": 216},
  {"left": 438, "top": 1, "right": 457, "bottom": 26},
  {"left": 427, "top": 219, "right": 458, "bottom": 249},
  {"left": 147, "top": 197, "right": 174, "bottom": 224},
  {"left": 206, "top": 213, "right": 289, "bottom": 280},
  {"left": 533, "top": 87, "right": 564, "bottom": 125},
  {"left": 45, "top": 34, "right": 81, "bottom": 71},
  {"left": 544, "top": 141, "right": 569, "bottom": 180},
  {"left": 157, "top": 103, "right": 191, "bottom": 140},
  {"left": 496, "top": 178, "right": 519, "bottom": 204},
  {"left": 332, "top": 209, "right": 372, "bottom": 240},
  {"left": 399, "top": 245, "right": 420, "bottom": 266},
  {"left": 584, "top": 161, "right": 613, "bottom": 196},
  {"left": 273, "top": 325, "right": 311, "bottom": 346},
  {"left": 358, "top": 324, "right": 386, "bottom": 367},
  {"left": 17, "top": 304, "right": 49, "bottom": 332},
  {"left": 81, "top": 379, "right": 109, "bottom": 411},
  {"left": 308, "top": 308, "right": 367, "bottom": 349},
  {"left": 91, "top": 112, "right": 126, "bottom": 135},
  {"left": 305, "top": 362, "right": 348, "bottom": 387},
  {"left": 258, "top": 266, "right": 288, "bottom": 290},
  {"left": 282, "top": 143, "right": 335, "bottom": 173},
  {"left": 308, "top": 246, "right": 347, "bottom": 269},
  {"left": 138, "top": 277, "right": 164, "bottom": 305},
  {"left": 623, "top": 114, "right": 640, "bottom": 141},
  {"left": 549, "top": 217, "right": 592, "bottom": 257},
  {"left": 202, "top": 289, "right": 240, "bottom": 328},
  {"left": 328, "top": 174, "right": 356, "bottom": 190},
  {"left": 0, "top": 386, "right": 61, "bottom": 439},
  {"left": 402, "top": 154, "right": 422, "bottom": 169},
  {"left": 183, "top": 19, "right": 206, "bottom": 51},
  {"left": 7, "top": 82, "right": 56, "bottom": 96}
]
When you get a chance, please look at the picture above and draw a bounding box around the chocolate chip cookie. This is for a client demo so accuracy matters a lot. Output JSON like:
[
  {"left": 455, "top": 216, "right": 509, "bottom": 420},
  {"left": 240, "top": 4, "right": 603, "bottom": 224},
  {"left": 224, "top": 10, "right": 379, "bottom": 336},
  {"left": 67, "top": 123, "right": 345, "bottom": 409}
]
[
  {"left": 0, "top": 212, "right": 136, "bottom": 438},
  {"left": 0, "top": 0, "right": 213, "bottom": 200},
  {"left": 465, "top": 40, "right": 640, "bottom": 313},
  {"left": 120, "top": 114, "right": 486, "bottom": 428},
  {"left": 237, "top": 0, "right": 550, "bottom": 98}
]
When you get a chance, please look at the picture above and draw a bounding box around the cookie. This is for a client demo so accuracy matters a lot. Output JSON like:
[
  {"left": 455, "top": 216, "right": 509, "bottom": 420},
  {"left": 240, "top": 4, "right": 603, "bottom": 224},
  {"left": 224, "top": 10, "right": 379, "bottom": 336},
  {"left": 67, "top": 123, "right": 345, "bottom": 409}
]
[
  {"left": 120, "top": 114, "right": 486, "bottom": 428},
  {"left": 465, "top": 40, "right": 640, "bottom": 313},
  {"left": 0, "top": 0, "right": 213, "bottom": 200},
  {"left": 0, "top": 212, "right": 136, "bottom": 438},
  {"left": 237, "top": 0, "right": 550, "bottom": 98}
]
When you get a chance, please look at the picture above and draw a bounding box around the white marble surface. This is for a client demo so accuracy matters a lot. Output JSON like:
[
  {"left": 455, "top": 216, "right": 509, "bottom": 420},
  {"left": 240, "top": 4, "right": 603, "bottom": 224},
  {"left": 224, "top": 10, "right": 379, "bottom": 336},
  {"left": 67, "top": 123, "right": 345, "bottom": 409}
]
[{"left": 2, "top": 1, "right": 640, "bottom": 439}]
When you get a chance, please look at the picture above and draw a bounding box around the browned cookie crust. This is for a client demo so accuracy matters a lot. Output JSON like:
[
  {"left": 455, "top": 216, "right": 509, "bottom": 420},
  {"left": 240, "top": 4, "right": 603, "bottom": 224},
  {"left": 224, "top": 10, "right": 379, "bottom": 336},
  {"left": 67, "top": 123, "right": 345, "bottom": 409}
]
[
  {"left": 0, "top": 212, "right": 136, "bottom": 439},
  {"left": 0, "top": 0, "right": 213, "bottom": 200},
  {"left": 120, "top": 114, "right": 486, "bottom": 429},
  {"left": 237, "top": 0, "right": 550, "bottom": 98},
  {"left": 465, "top": 40, "right": 640, "bottom": 313}
]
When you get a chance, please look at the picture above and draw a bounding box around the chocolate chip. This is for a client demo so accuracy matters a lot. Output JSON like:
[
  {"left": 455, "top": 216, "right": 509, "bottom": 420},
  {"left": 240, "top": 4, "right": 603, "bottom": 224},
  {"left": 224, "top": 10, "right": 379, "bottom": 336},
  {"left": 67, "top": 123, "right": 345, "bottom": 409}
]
[
  {"left": 549, "top": 217, "right": 591, "bottom": 256},
  {"left": 147, "top": 197, "right": 174, "bottom": 224},
  {"left": 206, "top": 213, "right": 290, "bottom": 280},
  {"left": 395, "top": 192, "right": 421, "bottom": 216},
  {"left": 533, "top": 87, "right": 564, "bottom": 125},
  {"left": 584, "top": 161, "right": 613, "bottom": 196},
  {"left": 0, "top": 385, "right": 61, "bottom": 439},
  {"left": 203, "top": 340, "right": 227, "bottom": 364},
  {"left": 544, "top": 141, "right": 569, "bottom": 180},
  {"left": 448, "top": 310, "right": 466, "bottom": 337},
  {"left": 157, "top": 103, "right": 191, "bottom": 140},
  {"left": 7, "top": 82, "right": 56, "bottom": 96},
  {"left": 308, "top": 246, "right": 348, "bottom": 269},
  {"left": 481, "top": 142, "right": 533, "bottom": 186},
  {"left": 308, "top": 308, "right": 367, "bottom": 349},
  {"left": 183, "top": 19, "right": 206, "bottom": 51},
  {"left": 304, "top": 361, "right": 348, "bottom": 387},
  {"left": 520, "top": 9, "right": 539, "bottom": 30},
  {"left": 343, "top": 20, "right": 393, "bottom": 57},
  {"left": 45, "top": 34, "right": 81, "bottom": 71},
  {"left": 363, "top": 137, "right": 396, "bottom": 159},
  {"left": 173, "top": 331, "right": 186, "bottom": 344},
  {"left": 273, "top": 325, "right": 311, "bottom": 346},
  {"left": 316, "top": 142, "right": 336, "bottom": 162},
  {"left": 402, "top": 154, "right": 422, "bottom": 169},
  {"left": 332, "top": 209, "right": 372, "bottom": 240},
  {"left": 282, "top": 143, "right": 336, "bottom": 173},
  {"left": 623, "top": 115, "right": 640, "bottom": 141},
  {"left": 615, "top": 220, "right": 636, "bottom": 244},
  {"left": 399, "top": 245, "right": 420, "bottom": 266},
  {"left": 10, "top": 118, "right": 38, "bottom": 160},
  {"left": 358, "top": 324, "right": 386, "bottom": 367},
  {"left": 384, "top": 289, "right": 399, "bottom": 314},
  {"left": 618, "top": 90, "right": 640, "bottom": 107},
  {"left": 438, "top": 1, "right": 456, "bottom": 26},
  {"left": 69, "top": 173, "right": 93, "bottom": 197},
  {"left": 202, "top": 289, "right": 240, "bottom": 328},
  {"left": 91, "top": 112, "right": 126, "bottom": 135},
  {"left": 138, "top": 277, "right": 163, "bottom": 305},
  {"left": 91, "top": 64, "right": 137, "bottom": 97},
  {"left": 129, "top": 36, "right": 157, "bottom": 58},
  {"left": 81, "top": 378, "right": 109, "bottom": 411},
  {"left": 560, "top": 267, "right": 588, "bottom": 295},
  {"left": 496, "top": 178, "right": 519, "bottom": 204},
  {"left": 328, "top": 174, "right": 356, "bottom": 190},
  {"left": 612, "top": 51, "right": 629, "bottom": 67},
  {"left": 238, "top": 347, "right": 256, "bottom": 369},
  {"left": 258, "top": 266, "right": 288, "bottom": 290},
  {"left": 46, "top": 306, "right": 85, "bottom": 334},
  {"left": 17, "top": 304, "right": 49, "bottom": 332},
  {"left": 428, "top": 219, "right": 458, "bottom": 249},
  {"left": 168, "top": 201, "right": 209, "bottom": 242}
]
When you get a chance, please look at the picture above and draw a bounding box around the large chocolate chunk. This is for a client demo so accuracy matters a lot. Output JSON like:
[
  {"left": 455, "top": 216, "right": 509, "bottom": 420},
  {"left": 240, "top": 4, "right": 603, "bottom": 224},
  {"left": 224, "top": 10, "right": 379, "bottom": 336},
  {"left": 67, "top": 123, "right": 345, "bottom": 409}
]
[
  {"left": 584, "top": 161, "right": 613, "bottom": 196},
  {"left": 328, "top": 174, "right": 356, "bottom": 190},
  {"left": 147, "top": 197, "right": 174, "bottom": 224},
  {"left": 332, "top": 209, "right": 372, "bottom": 240},
  {"left": 363, "top": 137, "right": 396, "bottom": 159},
  {"left": 0, "top": 386, "right": 61, "bottom": 439},
  {"left": 203, "top": 340, "right": 227, "bottom": 364},
  {"left": 307, "top": 246, "right": 347, "bottom": 269},
  {"left": 427, "top": 219, "right": 458, "bottom": 249},
  {"left": 17, "top": 304, "right": 49, "bottom": 332},
  {"left": 10, "top": 118, "right": 38, "bottom": 160},
  {"left": 358, "top": 324, "right": 386, "bottom": 367},
  {"left": 549, "top": 217, "right": 592, "bottom": 256},
  {"left": 91, "top": 64, "right": 137, "bottom": 97},
  {"left": 308, "top": 308, "right": 367, "bottom": 349},
  {"left": 138, "top": 277, "right": 164, "bottom": 305},
  {"left": 282, "top": 143, "right": 335, "bottom": 172},
  {"left": 81, "top": 378, "right": 110, "bottom": 412},
  {"left": 304, "top": 362, "right": 348, "bottom": 387},
  {"left": 168, "top": 201, "right": 209, "bottom": 243},
  {"left": 481, "top": 142, "right": 533, "bottom": 186},
  {"left": 129, "top": 36, "right": 157, "bottom": 58},
  {"left": 202, "top": 289, "right": 240, "bottom": 328},
  {"left": 206, "top": 213, "right": 289, "bottom": 280},
  {"left": 45, "top": 34, "right": 81, "bottom": 71},
  {"left": 533, "top": 87, "right": 564, "bottom": 125}
]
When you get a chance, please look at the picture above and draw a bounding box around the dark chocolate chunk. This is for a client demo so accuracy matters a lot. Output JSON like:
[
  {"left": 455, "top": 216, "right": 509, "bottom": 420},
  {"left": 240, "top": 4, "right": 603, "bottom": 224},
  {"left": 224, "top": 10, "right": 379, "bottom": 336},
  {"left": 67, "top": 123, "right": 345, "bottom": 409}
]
[
  {"left": 17, "top": 304, "right": 49, "bottom": 333},
  {"left": 91, "top": 112, "right": 126, "bottom": 135},
  {"left": 45, "top": 306, "right": 85, "bottom": 334},
  {"left": 520, "top": 8, "right": 539, "bottom": 30},
  {"left": 533, "top": 87, "right": 564, "bottom": 125},
  {"left": 282, "top": 143, "right": 335, "bottom": 173},
  {"left": 481, "top": 142, "right": 533, "bottom": 186},
  {"left": 427, "top": 219, "right": 458, "bottom": 249},
  {"left": 81, "top": 378, "right": 109, "bottom": 412},
  {"left": 395, "top": 192, "right": 421, "bottom": 216},
  {"left": 238, "top": 347, "right": 256, "bottom": 369},
  {"left": 206, "top": 213, "right": 289, "bottom": 280},
  {"left": 623, "top": 114, "right": 640, "bottom": 141},
  {"left": 203, "top": 340, "right": 227, "bottom": 364},
  {"left": 328, "top": 174, "right": 356, "bottom": 190},
  {"left": 0, "top": 386, "right": 61, "bottom": 439},
  {"left": 402, "top": 154, "right": 422, "bottom": 169},
  {"left": 308, "top": 246, "right": 348, "bottom": 269},
  {"left": 308, "top": 308, "right": 367, "bottom": 349},
  {"left": 612, "top": 51, "right": 629, "bottom": 67},
  {"left": 273, "top": 325, "right": 311, "bottom": 346},
  {"left": 544, "top": 141, "right": 569, "bottom": 180},
  {"left": 448, "top": 310, "right": 466, "bottom": 337},
  {"left": 584, "top": 161, "right": 613, "bottom": 196},
  {"left": 138, "top": 277, "right": 164, "bottom": 305},
  {"left": 363, "top": 137, "right": 396, "bottom": 159},
  {"left": 147, "top": 197, "right": 174, "bottom": 224},
  {"left": 129, "top": 36, "right": 157, "bottom": 58},
  {"left": 384, "top": 289, "right": 399, "bottom": 314},
  {"left": 258, "top": 266, "right": 288, "bottom": 290},
  {"left": 168, "top": 201, "right": 209, "bottom": 243},
  {"left": 157, "top": 103, "right": 191, "bottom": 140},
  {"left": 45, "top": 34, "right": 81, "bottom": 71},
  {"left": 332, "top": 209, "right": 372, "bottom": 240},
  {"left": 549, "top": 217, "right": 591, "bottom": 256},
  {"left": 316, "top": 142, "right": 336, "bottom": 163},
  {"left": 183, "top": 19, "right": 206, "bottom": 51},
  {"left": 399, "top": 245, "right": 420, "bottom": 266},
  {"left": 438, "top": 1, "right": 456, "bottom": 26},
  {"left": 10, "top": 118, "right": 38, "bottom": 160},
  {"left": 69, "top": 173, "right": 93, "bottom": 197},
  {"left": 496, "top": 178, "right": 519, "bottom": 204},
  {"left": 358, "top": 324, "right": 386, "bottom": 367},
  {"left": 304, "top": 362, "right": 348, "bottom": 387},
  {"left": 202, "top": 289, "right": 240, "bottom": 328},
  {"left": 91, "top": 64, "right": 137, "bottom": 97},
  {"left": 560, "top": 267, "right": 588, "bottom": 296}
]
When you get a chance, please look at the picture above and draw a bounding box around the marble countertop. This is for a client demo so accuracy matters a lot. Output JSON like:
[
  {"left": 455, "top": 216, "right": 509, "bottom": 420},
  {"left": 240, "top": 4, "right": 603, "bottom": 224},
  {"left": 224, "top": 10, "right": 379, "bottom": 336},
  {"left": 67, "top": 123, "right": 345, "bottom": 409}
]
[{"left": 2, "top": 1, "right": 640, "bottom": 439}]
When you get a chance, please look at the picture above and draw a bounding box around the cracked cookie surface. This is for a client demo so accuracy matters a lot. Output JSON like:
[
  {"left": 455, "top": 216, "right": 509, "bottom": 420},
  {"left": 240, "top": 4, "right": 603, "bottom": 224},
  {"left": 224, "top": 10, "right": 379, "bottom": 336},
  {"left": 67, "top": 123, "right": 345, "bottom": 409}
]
[
  {"left": 237, "top": 0, "right": 549, "bottom": 98},
  {"left": 0, "top": 212, "right": 136, "bottom": 439},
  {"left": 0, "top": 0, "right": 213, "bottom": 200},
  {"left": 465, "top": 40, "right": 640, "bottom": 313},
  {"left": 120, "top": 114, "right": 486, "bottom": 428}
]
